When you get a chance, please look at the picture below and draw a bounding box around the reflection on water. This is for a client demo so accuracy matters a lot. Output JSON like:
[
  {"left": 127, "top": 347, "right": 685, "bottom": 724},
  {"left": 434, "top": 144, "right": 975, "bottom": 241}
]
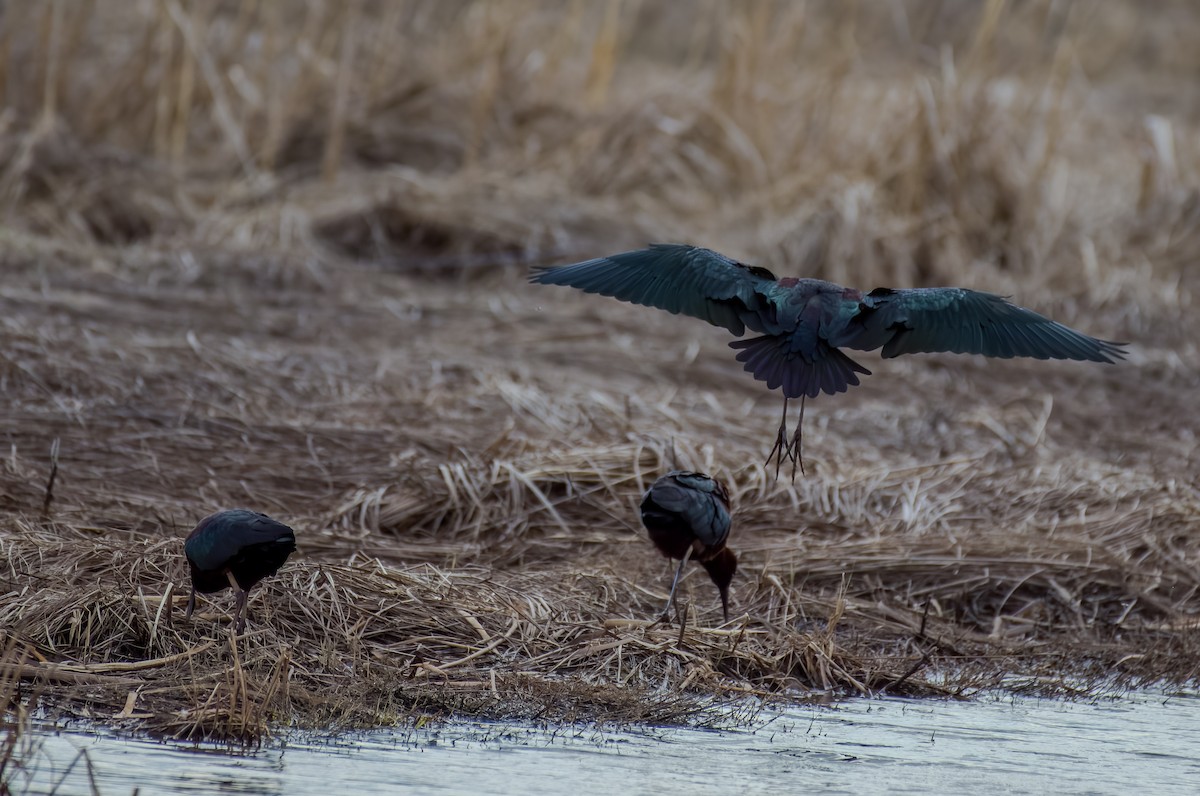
[{"left": 12, "top": 692, "right": 1200, "bottom": 796}]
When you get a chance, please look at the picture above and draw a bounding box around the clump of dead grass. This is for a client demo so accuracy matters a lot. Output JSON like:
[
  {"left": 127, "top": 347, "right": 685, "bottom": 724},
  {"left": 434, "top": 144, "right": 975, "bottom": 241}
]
[
  {"left": 2, "top": 420, "right": 1197, "bottom": 741},
  {"left": 0, "top": 523, "right": 941, "bottom": 742}
]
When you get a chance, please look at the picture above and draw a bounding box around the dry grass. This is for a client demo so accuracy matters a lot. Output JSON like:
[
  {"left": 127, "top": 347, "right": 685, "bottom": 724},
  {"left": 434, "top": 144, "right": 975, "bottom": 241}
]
[
  {"left": 1, "top": 639, "right": 29, "bottom": 793},
  {"left": 1, "top": 1, "right": 1199, "bottom": 742}
]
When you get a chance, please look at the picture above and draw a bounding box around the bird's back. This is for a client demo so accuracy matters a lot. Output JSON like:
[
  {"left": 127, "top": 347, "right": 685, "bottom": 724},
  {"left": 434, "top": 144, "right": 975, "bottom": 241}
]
[
  {"left": 185, "top": 509, "right": 297, "bottom": 593},
  {"left": 640, "top": 471, "right": 732, "bottom": 559}
]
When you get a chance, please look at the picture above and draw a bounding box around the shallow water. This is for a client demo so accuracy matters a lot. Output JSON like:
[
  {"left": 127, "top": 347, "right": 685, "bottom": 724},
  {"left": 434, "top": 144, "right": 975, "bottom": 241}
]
[{"left": 12, "top": 692, "right": 1200, "bottom": 796}]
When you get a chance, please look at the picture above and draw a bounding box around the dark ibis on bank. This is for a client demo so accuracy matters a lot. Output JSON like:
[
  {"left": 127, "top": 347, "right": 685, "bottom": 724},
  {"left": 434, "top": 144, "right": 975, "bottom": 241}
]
[
  {"left": 640, "top": 470, "right": 737, "bottom": 622},
  {"left": 184, "top": 509, "right": 297, "bottom": 633},
  {"left": 531, "top": 244, "right": 1127, "bottom": 478}
]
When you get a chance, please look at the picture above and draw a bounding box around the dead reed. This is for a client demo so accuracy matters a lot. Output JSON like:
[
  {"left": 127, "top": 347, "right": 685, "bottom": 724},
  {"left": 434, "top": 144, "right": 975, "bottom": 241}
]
[{"left": 0, "top": 1, "right": 1198, "bottom": 741}]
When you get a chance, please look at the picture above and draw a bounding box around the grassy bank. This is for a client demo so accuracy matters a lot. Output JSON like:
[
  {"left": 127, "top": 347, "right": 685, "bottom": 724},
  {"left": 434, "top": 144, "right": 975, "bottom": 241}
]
[{"left": 1, "top": 1, "right": 1198, "bottom": 741}]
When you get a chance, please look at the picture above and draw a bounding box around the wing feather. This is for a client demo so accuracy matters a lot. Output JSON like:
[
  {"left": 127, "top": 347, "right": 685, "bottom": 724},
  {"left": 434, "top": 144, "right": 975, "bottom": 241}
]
[
  {"left": 530, "top": 244, "right": 777, "bottom": 335},
  {"left": 185, "top": 509, "right": 295, "bottom": 572},
  {"left": 643, "top": 473, "right": 731, "bottom": 549},
  {"left": 729, "top": 335, "right": 871, "bottom": 399},
  {"left": 844, "top": 288, "right": 1125, "bottom": 362}
]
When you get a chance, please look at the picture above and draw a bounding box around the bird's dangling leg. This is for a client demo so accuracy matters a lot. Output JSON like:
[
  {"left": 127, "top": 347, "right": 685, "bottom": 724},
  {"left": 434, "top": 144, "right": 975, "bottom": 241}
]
[
  {"left": 659, "top": 547, "right": 693, "bottom": 623},
  {"left": 185, "top": 586, "right": 197, "bottom": 620},
  {"left": 788, "top": 395, "right": 807, "bottom": 481},
  {"left": 765, "top": 396, "right": 792, "bottom": 480}
]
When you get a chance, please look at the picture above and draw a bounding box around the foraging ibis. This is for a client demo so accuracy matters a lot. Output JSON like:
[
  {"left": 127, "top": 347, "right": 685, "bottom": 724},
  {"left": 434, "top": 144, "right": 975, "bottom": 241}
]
[
  {"left": 640, "top": 470, "right": 737, "bottom": 622},
  {"left": 184, "top": 509, "right": 297, "bottom": 633}
]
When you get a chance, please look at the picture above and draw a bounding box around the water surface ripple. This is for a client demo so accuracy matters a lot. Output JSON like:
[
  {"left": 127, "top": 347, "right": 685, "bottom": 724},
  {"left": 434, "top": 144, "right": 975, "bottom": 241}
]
[{"left": 14, "top": 692, "right": 1199, "bottom": 795}]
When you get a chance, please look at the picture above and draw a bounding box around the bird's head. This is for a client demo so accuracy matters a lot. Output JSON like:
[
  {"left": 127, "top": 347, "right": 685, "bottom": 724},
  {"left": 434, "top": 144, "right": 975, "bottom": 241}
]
[{"left": 701, "top": 547, "right": 738, "bottom": 622}]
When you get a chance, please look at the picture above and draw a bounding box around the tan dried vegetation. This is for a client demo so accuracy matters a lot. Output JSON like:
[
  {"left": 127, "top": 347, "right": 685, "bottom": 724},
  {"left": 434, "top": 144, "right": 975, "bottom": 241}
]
[{"left": 0, "top": 0, "right": 1198, "bottom": 744}]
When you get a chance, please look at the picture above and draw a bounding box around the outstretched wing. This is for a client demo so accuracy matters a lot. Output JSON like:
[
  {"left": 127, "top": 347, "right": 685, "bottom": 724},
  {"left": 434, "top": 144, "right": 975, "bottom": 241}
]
[
  {"left": 845, "top": 288, "right": 1127, "bottom": 362},
  {"left": 530, "top": 244, "right": 777, "bottom": 335}
]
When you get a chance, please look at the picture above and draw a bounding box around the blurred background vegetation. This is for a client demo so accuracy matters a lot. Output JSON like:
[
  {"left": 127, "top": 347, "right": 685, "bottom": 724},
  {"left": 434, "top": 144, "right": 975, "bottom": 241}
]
[{"left": 0, "top": 0, "right": 1196, "bottom": 326}]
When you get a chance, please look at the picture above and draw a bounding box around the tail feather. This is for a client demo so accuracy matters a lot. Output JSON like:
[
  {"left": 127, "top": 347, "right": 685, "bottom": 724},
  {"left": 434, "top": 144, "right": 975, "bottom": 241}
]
[{"left": 730, "top": 335, "right": 870, "bottom": 399}]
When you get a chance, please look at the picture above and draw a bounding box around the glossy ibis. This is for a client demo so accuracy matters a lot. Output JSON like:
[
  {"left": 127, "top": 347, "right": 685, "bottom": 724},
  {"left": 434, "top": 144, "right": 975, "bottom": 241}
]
[
  {"left": 640, "top": 470, "right": 737, "bottom": 622},
  {"left": 531, "top": 244, "right": 1126, "bottom": 477},
  {"left": 184, "top": 509, "right": 297, "bottom": 633}
]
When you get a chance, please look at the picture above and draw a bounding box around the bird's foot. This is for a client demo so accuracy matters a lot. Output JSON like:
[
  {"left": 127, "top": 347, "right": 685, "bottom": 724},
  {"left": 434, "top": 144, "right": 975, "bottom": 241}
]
[
  {"left": 767, "top": 394, "right": 807, "bottom": 483},
  {"left": 765, "top": 443, "right": 805, "bottom": 482},
  {"left": 789, "top": 426, "right": 806, "bottom": 481},
  {"left": 764, "top": 423, "right": 808, "bottom": 481},
  {"left": 651, "top": 602, "right": 691, "bottom": 634},
  {"left": 765, "top": 396, "right": 793, "bottom": 480},
  {"left": 654, "top": 592, "right": 681, "bottom": 627},
  {"left": 764, "top": 426, "right": 793, "bottom": 481}
]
